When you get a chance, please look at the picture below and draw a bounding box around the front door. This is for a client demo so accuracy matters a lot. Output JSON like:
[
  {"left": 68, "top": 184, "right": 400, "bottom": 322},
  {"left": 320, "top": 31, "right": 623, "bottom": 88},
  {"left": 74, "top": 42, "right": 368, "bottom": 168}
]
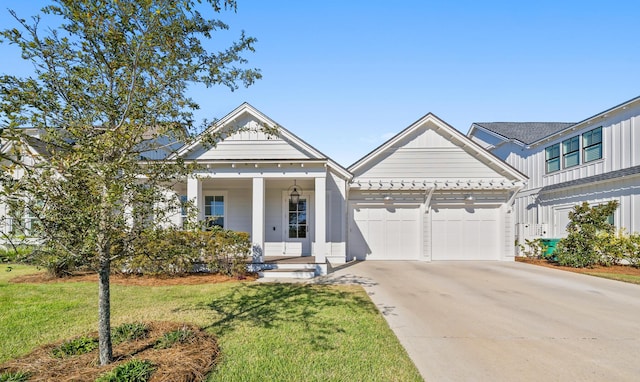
[{"left": 283, "top": 194, "right": 312, "bottom": 256}]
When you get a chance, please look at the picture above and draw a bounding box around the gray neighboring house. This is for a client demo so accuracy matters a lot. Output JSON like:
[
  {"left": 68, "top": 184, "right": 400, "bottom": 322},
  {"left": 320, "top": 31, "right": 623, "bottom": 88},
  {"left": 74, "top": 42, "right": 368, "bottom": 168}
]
[{"left": 468, "top": 96, "right": 640, "bottom": 245}]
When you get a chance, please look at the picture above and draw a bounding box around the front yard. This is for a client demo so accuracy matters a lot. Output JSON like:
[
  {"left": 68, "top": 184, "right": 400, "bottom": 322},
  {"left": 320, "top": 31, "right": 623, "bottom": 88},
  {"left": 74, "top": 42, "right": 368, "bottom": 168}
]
[{"left": 0, "top": 265, "right": 422, "bottom": 381}]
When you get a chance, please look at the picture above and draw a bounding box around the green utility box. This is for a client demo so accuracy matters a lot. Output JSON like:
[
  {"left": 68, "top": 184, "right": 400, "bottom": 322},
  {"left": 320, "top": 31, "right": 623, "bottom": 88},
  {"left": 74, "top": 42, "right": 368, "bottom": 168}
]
[{"left": 539, "top": 238, "right": 561, "bottom": 259}]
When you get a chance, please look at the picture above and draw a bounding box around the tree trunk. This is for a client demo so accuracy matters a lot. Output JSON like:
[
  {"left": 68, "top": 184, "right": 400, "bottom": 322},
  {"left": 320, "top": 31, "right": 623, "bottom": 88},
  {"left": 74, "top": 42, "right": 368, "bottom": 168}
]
[{"left": 98, "top": 252, "right": 113, "bottom": 365}]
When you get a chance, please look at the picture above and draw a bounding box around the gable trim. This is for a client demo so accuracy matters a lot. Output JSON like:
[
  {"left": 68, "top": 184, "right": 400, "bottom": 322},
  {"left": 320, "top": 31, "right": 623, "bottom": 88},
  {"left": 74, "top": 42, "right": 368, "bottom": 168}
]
[
  {"left": 349, "top": 113, "right": 527, "bottom": 182},
  {"left": 169, "top": 103, "right": 352, "bottom": 180}
]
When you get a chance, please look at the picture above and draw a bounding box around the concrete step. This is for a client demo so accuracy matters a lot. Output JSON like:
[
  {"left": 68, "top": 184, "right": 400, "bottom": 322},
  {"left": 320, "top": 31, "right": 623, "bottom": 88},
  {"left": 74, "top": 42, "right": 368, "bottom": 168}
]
[{"left": 259, "top": 268, "right": 316, "bottom": 279}]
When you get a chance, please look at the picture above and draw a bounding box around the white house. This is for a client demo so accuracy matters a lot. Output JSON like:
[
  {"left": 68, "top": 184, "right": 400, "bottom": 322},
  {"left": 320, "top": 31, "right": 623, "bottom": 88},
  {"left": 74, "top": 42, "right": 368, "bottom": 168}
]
[
  {"left": 167, "top": 104, "right": 526, "bottom": 265},
  {"left": 468, "top": 95, "right": 640, "bottom": 243},
  {"left": 2, "top": 103, "right": 528, "bottom": 270}
]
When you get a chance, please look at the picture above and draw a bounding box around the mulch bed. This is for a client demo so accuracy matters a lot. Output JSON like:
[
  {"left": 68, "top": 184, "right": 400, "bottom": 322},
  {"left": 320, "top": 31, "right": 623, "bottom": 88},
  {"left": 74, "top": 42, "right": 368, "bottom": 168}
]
[
  {"left": 516, "top": 257, "right": 640, "bottom": 276},
  {"left": 0, "top": 322, "right": 218, "bottom": 382},
  {"left": 10, "top": 271, "right": 258, "bottom": 286}
]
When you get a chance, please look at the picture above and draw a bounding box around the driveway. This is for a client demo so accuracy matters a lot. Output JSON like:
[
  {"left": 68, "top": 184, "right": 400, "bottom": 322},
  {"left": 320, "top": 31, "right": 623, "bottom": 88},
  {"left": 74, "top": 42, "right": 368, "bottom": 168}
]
[{"left": 322, "top": 261, "right": 640, "bottom": 381}]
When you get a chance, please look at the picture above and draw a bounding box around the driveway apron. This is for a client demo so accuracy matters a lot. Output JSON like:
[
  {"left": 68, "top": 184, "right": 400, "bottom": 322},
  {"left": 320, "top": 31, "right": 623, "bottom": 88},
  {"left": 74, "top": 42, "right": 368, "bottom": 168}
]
[{"left": 322, "top": 261, "right": 640, "bottom": 381}]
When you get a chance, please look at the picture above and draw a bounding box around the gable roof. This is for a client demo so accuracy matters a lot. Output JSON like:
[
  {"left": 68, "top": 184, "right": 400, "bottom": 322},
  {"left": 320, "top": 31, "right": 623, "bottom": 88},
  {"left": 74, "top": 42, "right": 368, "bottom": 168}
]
[
  {"left": 349, "top": 113, "right": 527, "bottom": 182},
  {"left": 171, "top": 102, "right": 351, "bottom": 179},
  {"left": 471, "top": 122, "right": 575, "bottom": 145},
  {"left": 470, "top": 95, "right": 640, "bottom": 147}
]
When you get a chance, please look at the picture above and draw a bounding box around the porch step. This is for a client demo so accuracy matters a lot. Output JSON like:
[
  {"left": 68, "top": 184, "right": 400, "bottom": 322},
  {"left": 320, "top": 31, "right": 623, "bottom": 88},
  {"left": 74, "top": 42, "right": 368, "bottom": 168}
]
[
  {"left": 251, "top": 259, "right": 328, "bottom": 279},
  {"left": 258, "top": 268, "right": 317, "bottom": 279}
]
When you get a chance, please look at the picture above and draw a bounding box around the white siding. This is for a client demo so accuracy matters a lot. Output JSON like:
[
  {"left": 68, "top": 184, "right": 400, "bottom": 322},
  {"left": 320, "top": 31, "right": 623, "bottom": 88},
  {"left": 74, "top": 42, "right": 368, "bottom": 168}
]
[
  {"left": 500, "top": 103, "right": 640, "bottom": 191},
  {"left": 355, "top": 127, "right": 504, "bottom": 181},
  {"left": 326, "top": 171, "right": 347, "bottom": 244},
  {"left": 183, "top": 115, "right": 318, "bottom": 161}
]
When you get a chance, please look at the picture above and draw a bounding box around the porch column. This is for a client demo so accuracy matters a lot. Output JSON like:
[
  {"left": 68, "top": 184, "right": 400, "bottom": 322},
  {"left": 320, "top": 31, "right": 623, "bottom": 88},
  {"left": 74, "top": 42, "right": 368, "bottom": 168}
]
[
  {"left": 252, "top": 177, "right": 265, "bottom": 262},
  {"left": 187, "top": 176, "right": 203, "bottom": 222},
  {"left": 314, "top": 176, "right": 327, "bottom": 263}
]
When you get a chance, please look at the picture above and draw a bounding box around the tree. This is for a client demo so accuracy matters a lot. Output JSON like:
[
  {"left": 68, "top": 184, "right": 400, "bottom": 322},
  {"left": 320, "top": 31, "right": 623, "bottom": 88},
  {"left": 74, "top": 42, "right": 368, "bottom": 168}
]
[
  {"left": 0, "top": 0, "right": 260, "bottom": 365},
  {"left": 555, "top": 201, "right": 619, "bottom": 268}
]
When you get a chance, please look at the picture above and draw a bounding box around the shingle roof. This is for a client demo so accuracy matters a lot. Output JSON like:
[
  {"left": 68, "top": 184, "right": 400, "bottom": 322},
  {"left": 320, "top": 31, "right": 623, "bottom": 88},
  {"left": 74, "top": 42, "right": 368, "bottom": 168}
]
[
  {"left": 472, "top": 122, "right": 576, "bottom": 145},
  {"left": 540, "top": 164, "right": 640, "bottom": 194}
]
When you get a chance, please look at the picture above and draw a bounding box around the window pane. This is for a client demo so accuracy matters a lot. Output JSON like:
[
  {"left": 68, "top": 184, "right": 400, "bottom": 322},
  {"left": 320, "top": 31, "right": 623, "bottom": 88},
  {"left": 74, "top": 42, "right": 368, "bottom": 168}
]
[
  {"left": 564, "top": 152, "right": 579, "bottom": 168},
  {"left": 584, "top": 145, "right": 602, "bottom": 162},
  {"left": 298, "top": 225, "right": 307, "bottom": 238},
  {"left": 546, "top": 158, "right": 560, "bottom": 173},
  {"left": 289, "top": 226, "right": 298, "bottom": 238},
  {"left": 607, "top": 213, "right": 614, "bottom": 226}
]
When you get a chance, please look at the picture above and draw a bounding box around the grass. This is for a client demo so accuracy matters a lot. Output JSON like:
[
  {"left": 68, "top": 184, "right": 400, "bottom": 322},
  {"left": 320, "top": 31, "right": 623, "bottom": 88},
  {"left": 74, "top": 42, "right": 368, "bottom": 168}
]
[
  {"left": 583, "top": 272, "right": 640, "bottom": 284},
  {"left": 0, "top": 265, "right": 422, "bottom": 381}
]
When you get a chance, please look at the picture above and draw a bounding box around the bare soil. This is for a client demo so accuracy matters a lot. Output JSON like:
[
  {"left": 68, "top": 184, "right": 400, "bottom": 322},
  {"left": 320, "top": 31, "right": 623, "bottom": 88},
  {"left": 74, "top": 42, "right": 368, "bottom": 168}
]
[
  {"left": 0, "top": 322, "right": 218, "bottom": 382},
  {"left": 516, "top": 257, "right": 640, "bottom": 276}
]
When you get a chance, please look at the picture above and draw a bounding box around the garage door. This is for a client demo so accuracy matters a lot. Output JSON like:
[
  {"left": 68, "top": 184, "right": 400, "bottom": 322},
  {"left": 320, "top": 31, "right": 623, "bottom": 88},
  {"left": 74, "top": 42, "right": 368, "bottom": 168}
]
[
  {"left": 431, "top": 207, "right": 500, "bottom": 260},
  {"left": 348, "top": 204, "right": 421, "bottom": 260}
]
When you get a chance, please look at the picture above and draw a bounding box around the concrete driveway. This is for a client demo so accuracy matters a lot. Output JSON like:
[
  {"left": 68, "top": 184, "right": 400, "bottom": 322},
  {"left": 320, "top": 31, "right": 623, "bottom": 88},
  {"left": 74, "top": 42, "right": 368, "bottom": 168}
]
[{"left": 321, "top": 261, "right": 640, "bottom": 381}]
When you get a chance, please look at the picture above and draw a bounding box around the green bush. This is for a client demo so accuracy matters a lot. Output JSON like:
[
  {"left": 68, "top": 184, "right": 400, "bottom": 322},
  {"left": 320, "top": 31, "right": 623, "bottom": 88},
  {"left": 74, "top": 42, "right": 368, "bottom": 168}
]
[
  {"left": 51, "top": 336, "right": 98, "bottom": 358},
  {"left": 0, "top": 371, "right": 30, "bottom": 382},
  {"left": 153, "top": 328, "right": 194, "bottom": 349},
  {"left": 556, "top": 201, "right": 619, "bottom": 268},
  {"left": 518, "top": 238, "right": 547, "bottom": 259},
  {"left": 112, "top": 322, "right": 149, "bottom": 344},
  {"left": 0, "top": 245, "right": 36, "bottom": 264},
  {"left": 627, "top": 233, "right": 640, "bottom": 268},
  {"left": 202, "top": 227, "right": 251, "bottom": 277},
  {"left": 596, "top": 231, "right": 627, "bottom": 266},
  {"left": 116, "top": 227, "right": 250, "bottom": 277},
  {"left": 95, "top": 359, "right": 155, "bottom": 382}
]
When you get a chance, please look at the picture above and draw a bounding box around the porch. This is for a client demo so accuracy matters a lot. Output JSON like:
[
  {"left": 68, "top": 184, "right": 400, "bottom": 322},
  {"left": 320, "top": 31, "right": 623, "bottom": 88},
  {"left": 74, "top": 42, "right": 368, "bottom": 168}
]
[{"left": 174, "top": 160, "right": 348, "bottom": 269}]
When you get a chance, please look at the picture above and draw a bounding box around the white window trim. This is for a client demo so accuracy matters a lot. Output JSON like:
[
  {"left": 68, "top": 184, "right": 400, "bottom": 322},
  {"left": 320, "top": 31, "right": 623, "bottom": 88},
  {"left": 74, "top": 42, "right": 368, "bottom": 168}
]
[{"left": 204, "top": 191, "right": 228, "bottom": 229}]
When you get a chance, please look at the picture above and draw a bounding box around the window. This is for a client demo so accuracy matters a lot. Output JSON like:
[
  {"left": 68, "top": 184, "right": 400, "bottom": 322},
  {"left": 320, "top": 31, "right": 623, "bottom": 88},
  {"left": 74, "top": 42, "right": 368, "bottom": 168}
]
[
  {"left": 562, "top": 136, "right": 580, "bottom": 168},
  {"left": 583, "top": 127, "right": 602, "bottom": 163},
  {"left": 545, "top": 143, "right": 560, "bottom": 173},
  {"left": 179, "top": 195, "right": 188, "bottom": 227},
  {"left": 205, "top": 195, "right": 224, "bottom": 228},
  {"left": 288, "top": 199, "right": 307, "bottom": 238}
]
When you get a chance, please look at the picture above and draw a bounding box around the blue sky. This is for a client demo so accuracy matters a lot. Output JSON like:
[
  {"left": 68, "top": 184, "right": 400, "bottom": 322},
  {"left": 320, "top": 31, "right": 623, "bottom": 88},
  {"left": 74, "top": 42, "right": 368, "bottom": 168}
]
[{"left": 1, "top": 1, "right": 639, "bottom": 166}]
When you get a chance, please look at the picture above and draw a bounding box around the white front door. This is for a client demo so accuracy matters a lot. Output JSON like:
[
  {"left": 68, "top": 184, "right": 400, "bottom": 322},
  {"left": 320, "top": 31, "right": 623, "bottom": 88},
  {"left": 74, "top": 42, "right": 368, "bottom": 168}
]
[{"left": 282, "top": 193, "right": 313, "bottom": 256}]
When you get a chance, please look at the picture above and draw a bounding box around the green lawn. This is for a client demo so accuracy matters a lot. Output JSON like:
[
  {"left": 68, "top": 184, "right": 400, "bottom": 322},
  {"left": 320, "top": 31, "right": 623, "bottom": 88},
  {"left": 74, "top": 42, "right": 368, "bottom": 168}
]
[
  {"left": 583, "top": 272, "right": 640, "bottom": 285},
  {"left": 0, "top": 265, "right": 422, "bottom": 381}
]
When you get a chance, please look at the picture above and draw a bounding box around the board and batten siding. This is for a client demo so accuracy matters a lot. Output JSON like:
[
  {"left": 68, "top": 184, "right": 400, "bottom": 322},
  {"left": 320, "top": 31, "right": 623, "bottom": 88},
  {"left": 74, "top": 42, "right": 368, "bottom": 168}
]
[
  {"left": 503, "top": 105, "right": 640, "bottom": 191},
  {"left": 355, "top": 128, "right": 504, "bottom": 181},
  {"left": 182, "top": 115, "right": 318, "bottom": 161}
]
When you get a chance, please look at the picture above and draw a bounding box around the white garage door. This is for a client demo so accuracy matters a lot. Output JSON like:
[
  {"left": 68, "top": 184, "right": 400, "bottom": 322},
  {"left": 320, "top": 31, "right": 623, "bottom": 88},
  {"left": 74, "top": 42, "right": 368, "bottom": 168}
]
[
  {"left": 431, "top": 207, "right": 500, "bottom": 260},
  {"left": 349, "top": 205, "right": 421, "bottom": 260}
]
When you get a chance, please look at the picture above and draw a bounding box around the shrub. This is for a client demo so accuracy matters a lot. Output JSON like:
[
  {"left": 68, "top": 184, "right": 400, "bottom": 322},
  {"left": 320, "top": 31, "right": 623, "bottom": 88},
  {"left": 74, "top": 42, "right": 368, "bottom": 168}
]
[
  {"left": 518, "top": 238, "right": 547, "bottom": 259},
  {"left": 51, "top": 336, "right": 98, "bottom": 358},
  {"left": 556, "top": 201, "right": 618, "bottom": 268},
  {"left": 95, "top": 359, "right": 155, "bottom": 382},
  {"left": 0, "top": 371, "right": 30, "bottom": 382},
  {"left": 596, "top": 230, "right": 627, "bottom": 266},
  {"left": 154, "top": 328, "right": 194, "bottom": 349},
  {"left": 116, "top": 227, "right": 251, "bottom": 277},
  {"left": 202, "top": 227, "right": 251, "bottom": 277},
  {"left": 627, "top": 233, "right": 640, "bottom": 268},
  {"left": 112, "top": 322, "right": 149, "bottom": 344},
  {"left": 0, "top": 245, "right": 35, "bottom": 264}
]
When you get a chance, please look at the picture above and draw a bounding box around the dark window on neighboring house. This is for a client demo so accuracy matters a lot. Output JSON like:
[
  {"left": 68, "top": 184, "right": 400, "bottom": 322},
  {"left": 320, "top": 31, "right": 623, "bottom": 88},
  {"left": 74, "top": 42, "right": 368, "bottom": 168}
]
[
  {"left": 562, "top": 136, "right": 580, "bottom": 168},
  {"left": 583, "top": 126, "right": 602, "bottom": 163},
  {"left": 545, "top": 143, "right": 560, "bottom": 173}
]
